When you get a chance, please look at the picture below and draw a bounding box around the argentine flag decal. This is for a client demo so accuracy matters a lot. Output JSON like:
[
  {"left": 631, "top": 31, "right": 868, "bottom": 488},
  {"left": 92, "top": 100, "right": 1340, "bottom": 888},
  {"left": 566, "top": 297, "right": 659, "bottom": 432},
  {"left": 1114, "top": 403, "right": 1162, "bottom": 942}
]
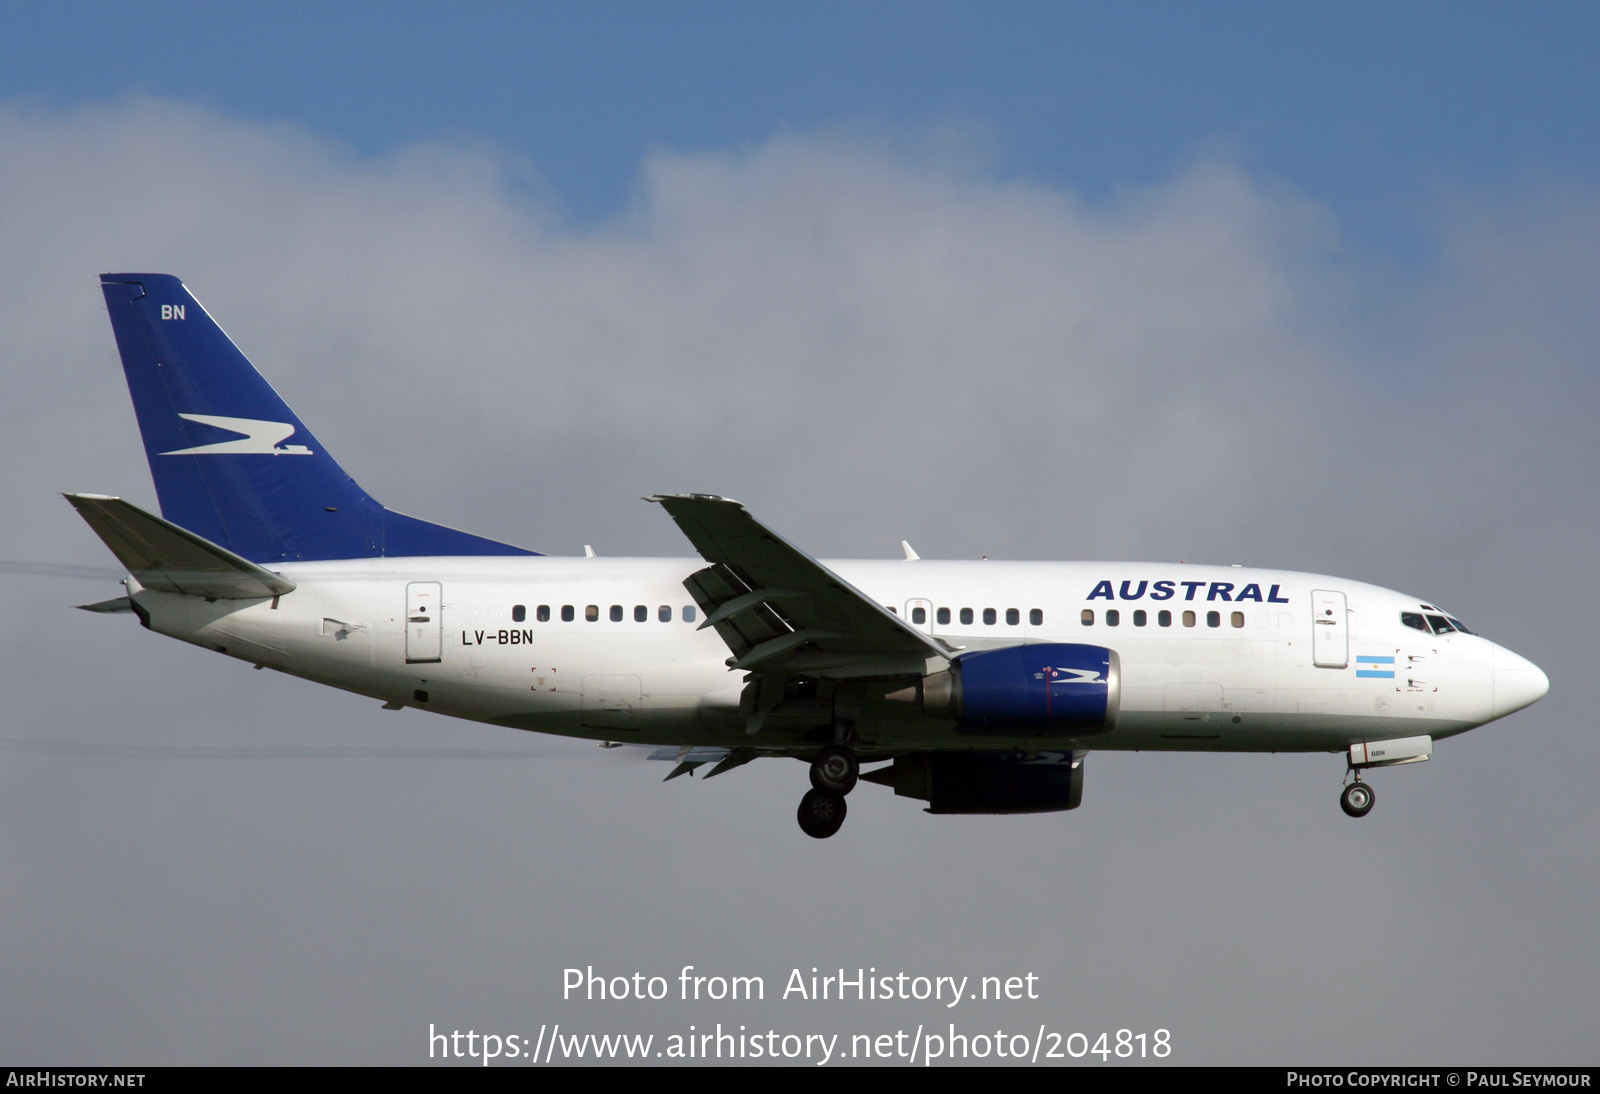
[{"left": 1356, "top": 655, "right": 1396, "bottom": 679}]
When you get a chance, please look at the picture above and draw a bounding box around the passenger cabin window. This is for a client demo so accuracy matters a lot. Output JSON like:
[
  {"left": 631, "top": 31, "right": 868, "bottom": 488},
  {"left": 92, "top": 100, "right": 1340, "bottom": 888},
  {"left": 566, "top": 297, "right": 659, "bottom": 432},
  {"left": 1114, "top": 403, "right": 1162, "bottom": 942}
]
[
  {"left": 512, "top": 604, "right": 525, "bottom": 623},
  {"left": 983, "top": 608, "right": 997, "bottom": 625},
  {"left": 1158, "top": 610, "right": 1172, "bottom": 627},
  {"left": 634, "top": 605, "right": 648, "bottom": 622},
  {"left": 1030, "top": 608, "right": 1043, "bottom": 625},
  {"left": 537, "top": 605, "right": 550, "bottom": 622},
  {"left": 911, "top": 606, "right": 927, "bottom": 625},
  {"left": 1207, "top": 610, "right": 1221, "bottom": 628},
  {"left": 1081, "top": 609, "right": 1094, "bottom": 626},
  {"left": 610, "top": 605, "right": 623, "bottom": 622},
  {"left": 684, "top": 605, "right": 696, "bottom": 622},
  {"left": 1106, "top": 609, "right": 1120, "bottom": 627},
  {"left": 1133, "top": 609, "right": 1147, "bottom": 627},
  {"left": 960, "top": 608, "right": 974, "bottom": 625},
  {"left": 659, "top": 605, "right": 672, "bottom": 622},
  {"left": 1005, "top": 608, "right": 1019, "bottom": 625},
  {"left": 562, "top": 605, "right": 575, "bottom": 622},
  {"left": 1231, "top": 611, "right": 1244, "bottom": 628},
  {"left": 1183, "top": 610, "right": 1196, "bottom": 627},
  {"left": 585, "top": 605, "right": 599, "bottom": 622},
  {"left": 937, "top": 607, "right": 951, "bottom": 625}
]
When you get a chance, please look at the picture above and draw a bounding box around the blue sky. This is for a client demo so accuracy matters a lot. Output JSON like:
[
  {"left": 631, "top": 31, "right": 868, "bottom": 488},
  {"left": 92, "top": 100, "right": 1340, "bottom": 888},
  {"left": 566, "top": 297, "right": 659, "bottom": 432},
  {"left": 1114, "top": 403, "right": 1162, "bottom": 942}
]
[
  {"left": 8, "top": 2, "right": 1596, "bottom": 242},
  {"left": 2, "top": 1, "right": 1598, "bottom": 1067}
]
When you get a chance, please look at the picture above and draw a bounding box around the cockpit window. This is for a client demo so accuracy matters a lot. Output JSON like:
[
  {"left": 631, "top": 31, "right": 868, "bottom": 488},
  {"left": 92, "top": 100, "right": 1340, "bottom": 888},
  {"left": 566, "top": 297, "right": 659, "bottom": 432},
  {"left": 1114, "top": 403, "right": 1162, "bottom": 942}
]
[{"left": 1405, "top": 609, "right": 1474, "bottom": 635}]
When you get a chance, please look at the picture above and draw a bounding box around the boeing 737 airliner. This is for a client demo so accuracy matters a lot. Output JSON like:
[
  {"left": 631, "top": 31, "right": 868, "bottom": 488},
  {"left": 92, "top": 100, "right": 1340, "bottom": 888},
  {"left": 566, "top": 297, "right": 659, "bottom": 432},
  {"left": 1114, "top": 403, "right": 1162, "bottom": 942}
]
[{"left": 70, "top": 274, "right": 1549, "bottom": 837}]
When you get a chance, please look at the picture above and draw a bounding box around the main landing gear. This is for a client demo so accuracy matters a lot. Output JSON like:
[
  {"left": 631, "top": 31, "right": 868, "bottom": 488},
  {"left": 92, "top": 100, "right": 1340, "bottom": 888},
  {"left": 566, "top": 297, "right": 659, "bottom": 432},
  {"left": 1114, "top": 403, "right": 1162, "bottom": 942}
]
[
  {"left": 797, "top": 788, "right": 847, "bottom": 839},
  {"left": 809, "top": 744, "right": 858, "bottom": 794},
  {"left": 798, "top": 743, "right": 859, "bottom": 839}
]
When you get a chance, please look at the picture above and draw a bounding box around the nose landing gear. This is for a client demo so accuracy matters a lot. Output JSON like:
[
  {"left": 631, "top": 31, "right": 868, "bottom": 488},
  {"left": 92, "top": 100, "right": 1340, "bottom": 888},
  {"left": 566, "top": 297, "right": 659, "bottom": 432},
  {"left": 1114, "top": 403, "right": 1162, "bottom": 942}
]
[
  {"left": 1337, "top": 735, "right": 1433, "bottom": 818},
  {"left": 1340, "top": 777, "right": 1375, "bottom": 818}
]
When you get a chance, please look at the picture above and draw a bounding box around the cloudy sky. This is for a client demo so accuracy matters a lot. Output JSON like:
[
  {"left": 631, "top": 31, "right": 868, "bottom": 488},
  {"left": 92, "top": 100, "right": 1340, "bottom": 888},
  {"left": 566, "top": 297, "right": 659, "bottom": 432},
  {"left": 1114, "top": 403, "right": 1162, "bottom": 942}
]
[{"left": 2, "top": 2, "right": 1597, "bottom": 1066}]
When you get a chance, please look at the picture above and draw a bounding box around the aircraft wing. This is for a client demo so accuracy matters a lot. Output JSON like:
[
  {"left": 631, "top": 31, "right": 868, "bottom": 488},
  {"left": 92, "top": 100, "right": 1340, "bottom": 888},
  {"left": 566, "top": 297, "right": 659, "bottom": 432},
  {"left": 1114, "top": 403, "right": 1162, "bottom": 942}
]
[{"left": 647, "top": 494, "right": 950, "bottom": 678}]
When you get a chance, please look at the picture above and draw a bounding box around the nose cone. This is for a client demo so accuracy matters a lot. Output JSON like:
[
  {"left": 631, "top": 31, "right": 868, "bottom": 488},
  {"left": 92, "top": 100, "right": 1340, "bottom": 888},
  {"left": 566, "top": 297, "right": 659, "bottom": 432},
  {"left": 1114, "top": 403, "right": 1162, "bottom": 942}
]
[{"left": 1492, "top": 645, "right": 1550, "bottom": 719}]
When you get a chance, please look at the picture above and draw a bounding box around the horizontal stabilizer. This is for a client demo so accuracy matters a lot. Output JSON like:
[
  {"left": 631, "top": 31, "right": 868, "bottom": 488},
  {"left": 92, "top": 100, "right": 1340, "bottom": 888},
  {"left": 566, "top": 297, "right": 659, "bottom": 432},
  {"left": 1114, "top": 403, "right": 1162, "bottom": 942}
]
[
  {"left": 76, "top": 596, "right": 134, "bottom": 613},
  {"left": 64, "top": 494, "right": 296, "bottom": 599}
]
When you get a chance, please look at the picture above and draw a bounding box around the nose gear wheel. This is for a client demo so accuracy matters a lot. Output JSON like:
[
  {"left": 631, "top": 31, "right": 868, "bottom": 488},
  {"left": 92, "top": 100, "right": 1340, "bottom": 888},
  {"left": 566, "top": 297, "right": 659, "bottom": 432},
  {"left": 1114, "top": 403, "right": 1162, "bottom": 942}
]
[{"left": 1340, "top": 779, "right": 1375, "bottom": 818}]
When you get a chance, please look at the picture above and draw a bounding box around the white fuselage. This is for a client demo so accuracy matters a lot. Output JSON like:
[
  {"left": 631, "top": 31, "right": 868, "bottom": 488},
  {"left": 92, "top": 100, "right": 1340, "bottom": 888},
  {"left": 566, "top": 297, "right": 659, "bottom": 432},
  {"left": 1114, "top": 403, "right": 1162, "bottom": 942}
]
[{"left": 128, "top": 555, "right": 1547, "bottom": 759}]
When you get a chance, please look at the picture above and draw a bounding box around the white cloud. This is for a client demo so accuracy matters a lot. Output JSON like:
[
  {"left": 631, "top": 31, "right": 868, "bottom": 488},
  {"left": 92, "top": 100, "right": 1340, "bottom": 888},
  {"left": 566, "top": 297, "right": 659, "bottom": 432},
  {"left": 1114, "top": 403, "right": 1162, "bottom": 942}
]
[{"left": 0, "top": 98, "right": 1354, "bottom": 561}]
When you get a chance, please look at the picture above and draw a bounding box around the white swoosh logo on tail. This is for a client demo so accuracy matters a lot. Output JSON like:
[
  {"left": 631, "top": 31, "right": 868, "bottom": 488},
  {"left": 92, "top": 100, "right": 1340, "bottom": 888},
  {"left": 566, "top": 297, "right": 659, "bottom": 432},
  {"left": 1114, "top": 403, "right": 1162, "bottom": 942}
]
[{"left": 160, "top": 414, "right": 313, "bottom": 456}]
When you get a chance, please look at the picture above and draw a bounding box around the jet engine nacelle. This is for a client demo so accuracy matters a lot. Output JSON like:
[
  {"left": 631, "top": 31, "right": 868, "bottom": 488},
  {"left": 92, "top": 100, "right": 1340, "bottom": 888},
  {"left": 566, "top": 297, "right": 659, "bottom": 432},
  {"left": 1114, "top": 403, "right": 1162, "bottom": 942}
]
[
  {"left": 879, "top": 750, "right": 1085, "bottom": 813},
  {"left": 917, "top": 643, "right": 1120, "bottom": 736}
]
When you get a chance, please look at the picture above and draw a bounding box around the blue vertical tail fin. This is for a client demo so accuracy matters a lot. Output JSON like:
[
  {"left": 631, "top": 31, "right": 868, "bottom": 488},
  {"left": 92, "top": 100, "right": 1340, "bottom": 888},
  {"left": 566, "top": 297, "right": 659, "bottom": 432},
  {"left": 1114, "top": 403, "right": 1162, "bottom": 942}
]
[{"left": 99, "top": 273, "right": 535, "bottom": 562}]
